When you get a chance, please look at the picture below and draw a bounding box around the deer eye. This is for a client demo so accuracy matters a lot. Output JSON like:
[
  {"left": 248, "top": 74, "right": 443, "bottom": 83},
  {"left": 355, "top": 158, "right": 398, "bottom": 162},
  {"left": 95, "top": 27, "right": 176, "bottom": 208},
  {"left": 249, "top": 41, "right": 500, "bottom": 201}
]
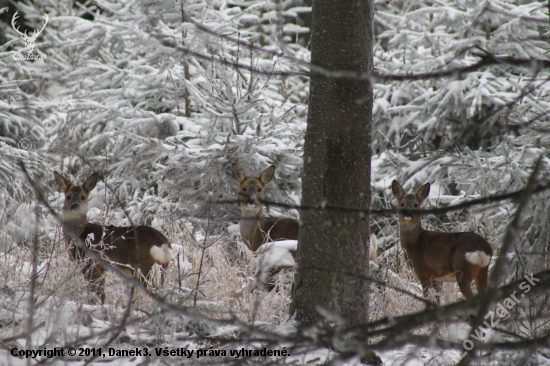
[
  {"left": 243, "top": 187, "right": 247, "bottom": 192},
  {"left": 67, "top": 195, "right": 71, "bottom": 200},
  {"left": 400, "top": 203, "right": 404, "bottom": 207},
  {"left": 81, "top": 195, "right": 86, "bottom": 200},
  {"left": 414, "top": 203, "right": 418, "bottom": 208},
  {"left": 257, "top": 188, "right": 262, "bottom": 193}
]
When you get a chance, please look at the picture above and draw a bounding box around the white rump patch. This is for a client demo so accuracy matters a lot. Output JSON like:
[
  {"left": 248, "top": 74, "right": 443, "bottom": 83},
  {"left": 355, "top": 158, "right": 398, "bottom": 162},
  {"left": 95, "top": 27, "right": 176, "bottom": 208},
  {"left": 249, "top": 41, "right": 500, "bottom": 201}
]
[
  {"left": 465, "top": 251, "right": 491, "bottom": 267},
  {"left": 150, "top": 243, "right": 172, "bottom": 265}
]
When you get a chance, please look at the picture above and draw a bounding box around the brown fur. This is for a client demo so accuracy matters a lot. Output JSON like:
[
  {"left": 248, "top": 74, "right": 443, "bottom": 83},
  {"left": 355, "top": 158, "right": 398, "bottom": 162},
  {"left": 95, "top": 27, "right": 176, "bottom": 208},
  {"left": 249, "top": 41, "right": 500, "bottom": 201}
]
[
  {"left": 54, "top": 171, "right": 172, "bottom": 304},
  {"left": 392, "top": 180, "right": 492, "bottom": 308}
]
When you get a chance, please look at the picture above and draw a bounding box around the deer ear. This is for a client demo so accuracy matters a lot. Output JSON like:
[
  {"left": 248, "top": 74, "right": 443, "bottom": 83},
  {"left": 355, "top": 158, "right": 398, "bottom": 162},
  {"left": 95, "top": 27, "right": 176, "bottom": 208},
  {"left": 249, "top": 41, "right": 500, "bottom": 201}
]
[
  {"left": 83, "top": 173, "right": 98, "bottom": 193},
  {"left": 391, "top": 180, "right": 405, "bottom": 199},
  {"left": 416, "top": 183, "right": 430, "bottom": 202},
  {"left": 231, "top": 163, "right": 247, "bottom": 183},
  {"left": 259, "top": 165, "right": 275, "bottom": 185},
  {"left": 53, "top": 171, "right": 72, "bottom": 192}
]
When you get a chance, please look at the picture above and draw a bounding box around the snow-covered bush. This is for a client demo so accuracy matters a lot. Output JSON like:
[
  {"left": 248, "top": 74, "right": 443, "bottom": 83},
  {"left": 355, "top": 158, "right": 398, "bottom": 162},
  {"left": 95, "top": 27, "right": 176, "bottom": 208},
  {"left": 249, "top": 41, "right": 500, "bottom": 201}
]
[
  {"left": 372, "top": 0, "right": 550, "bottom": 284},
  {"left": 2, "top": 0, "right": 550, "bottom": 363}
]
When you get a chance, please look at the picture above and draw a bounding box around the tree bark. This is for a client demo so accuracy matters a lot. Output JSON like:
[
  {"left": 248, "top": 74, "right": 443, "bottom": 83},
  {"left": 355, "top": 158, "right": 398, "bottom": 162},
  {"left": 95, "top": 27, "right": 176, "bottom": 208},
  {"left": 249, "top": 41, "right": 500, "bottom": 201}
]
[{"left": 290, "top": 0, "right": 374, "bottom": 327}]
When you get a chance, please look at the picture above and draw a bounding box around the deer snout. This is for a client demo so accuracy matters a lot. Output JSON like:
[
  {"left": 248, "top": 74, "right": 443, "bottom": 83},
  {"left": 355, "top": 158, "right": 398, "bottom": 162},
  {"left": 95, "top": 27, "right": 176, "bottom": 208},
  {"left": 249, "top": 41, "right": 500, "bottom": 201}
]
[
  {"left": 246, "top": 195, "right": 258, "bottom": 208},
  {"left": 403, "top": 211, "right": 413, "bottom": 221},
  {"left": 70, "top": 203, "right": 81, "bottom": 211},
  {"left": 242, "top": 192, "right": 262, "bottom": 209}
]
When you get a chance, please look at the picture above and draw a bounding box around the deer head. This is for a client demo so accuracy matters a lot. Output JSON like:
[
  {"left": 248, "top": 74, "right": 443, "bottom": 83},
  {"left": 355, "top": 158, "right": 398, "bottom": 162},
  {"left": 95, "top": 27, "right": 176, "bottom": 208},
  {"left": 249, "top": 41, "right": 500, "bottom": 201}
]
[
  {"left": 53, "top": 171, "right": 97, "bottom": 227},
  {"left": 11, "top": 11, "right": 49, "bottom": 54},
  {"left": 391, "top": 180, "right": 430, "bottom": 227},
  {"left": 231, "top": 163, "right": 275, "bottom": 215}
]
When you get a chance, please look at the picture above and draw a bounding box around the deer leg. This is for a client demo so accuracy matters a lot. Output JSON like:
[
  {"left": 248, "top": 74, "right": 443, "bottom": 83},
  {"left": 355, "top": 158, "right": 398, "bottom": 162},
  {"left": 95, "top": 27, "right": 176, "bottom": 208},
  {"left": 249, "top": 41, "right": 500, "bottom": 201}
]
[
  {"left": 474, "top": 266, "right": 488, "bottom": 295},
  {"left": 160, "top": 263, "right": 170, "bottom": 287},
  {"left": 85, "top": 265, "right": 106, "bottom": 304},
  {"left": 420, "top": 277, "right": 436, "bottom": 309},
  {"left": 456, "top": 270, "right": 474, "bottom": 300}
]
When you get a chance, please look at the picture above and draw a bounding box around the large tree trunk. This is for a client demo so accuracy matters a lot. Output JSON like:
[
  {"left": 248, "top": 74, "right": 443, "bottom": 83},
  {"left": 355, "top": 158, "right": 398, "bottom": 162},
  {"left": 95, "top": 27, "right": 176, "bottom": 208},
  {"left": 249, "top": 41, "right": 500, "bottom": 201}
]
[{"left": 290, "top": 0, "right": 374, "bottom": 327}]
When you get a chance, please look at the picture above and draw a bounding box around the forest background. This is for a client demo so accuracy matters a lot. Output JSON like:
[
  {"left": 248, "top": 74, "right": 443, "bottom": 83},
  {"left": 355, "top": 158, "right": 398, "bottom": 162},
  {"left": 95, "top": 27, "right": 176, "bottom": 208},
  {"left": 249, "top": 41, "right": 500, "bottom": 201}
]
[{"left": 1, "top": 0, "right": 550, "bottom": 364}]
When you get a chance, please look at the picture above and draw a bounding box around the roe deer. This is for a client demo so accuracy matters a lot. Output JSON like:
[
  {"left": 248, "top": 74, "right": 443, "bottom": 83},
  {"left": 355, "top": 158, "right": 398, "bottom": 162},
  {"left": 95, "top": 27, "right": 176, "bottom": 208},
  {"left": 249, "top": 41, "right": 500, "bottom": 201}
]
[
  {"left": 391, "top": 180, "right": 492, "bottom": 308},
  {"left": 54, "top": 171, "right": 172, "bottom": 304},
  {"left": 230, "top": 164, "right": 378, "bottom": 291},
  {"left": 231, "top": 163, "right": 299, "bottom": 252},
  {"left": 231, "top": 163, "right": 300, "bottom": 292}
]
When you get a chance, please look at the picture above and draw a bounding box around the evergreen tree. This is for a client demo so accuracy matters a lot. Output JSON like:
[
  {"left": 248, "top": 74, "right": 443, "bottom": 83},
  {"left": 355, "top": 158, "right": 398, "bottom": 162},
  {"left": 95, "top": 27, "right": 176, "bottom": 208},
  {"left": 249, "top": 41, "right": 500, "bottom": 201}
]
[{"left": 371, "top": 0, "right": 550, "bottom": 282}]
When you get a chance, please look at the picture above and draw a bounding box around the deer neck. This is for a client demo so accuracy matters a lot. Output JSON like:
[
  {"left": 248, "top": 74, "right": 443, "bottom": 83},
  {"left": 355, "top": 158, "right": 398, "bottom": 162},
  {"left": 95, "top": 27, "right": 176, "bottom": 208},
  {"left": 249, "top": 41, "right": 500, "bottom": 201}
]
[
  {"left": 398, "top": 219, "right": 425, "bottom": 249},
  {"left": 239, "top": 206, "right": 265, "bottom": 250},
  {"left": 62, "top": 211, "right": 88, "bottom": 238}
]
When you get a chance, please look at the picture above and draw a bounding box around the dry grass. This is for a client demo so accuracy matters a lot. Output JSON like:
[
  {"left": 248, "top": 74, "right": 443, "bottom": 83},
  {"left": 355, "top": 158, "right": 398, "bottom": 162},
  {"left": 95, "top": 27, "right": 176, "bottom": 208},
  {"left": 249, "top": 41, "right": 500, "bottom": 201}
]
[
  {"left": 2, "top": 210, "right": 550, "bottom": 348},
  {"left": 1, "top": 216, "right": 294, "bottom": 329},
  {"left": 164, "top": 221, "right": 293, "bottom": 325}
]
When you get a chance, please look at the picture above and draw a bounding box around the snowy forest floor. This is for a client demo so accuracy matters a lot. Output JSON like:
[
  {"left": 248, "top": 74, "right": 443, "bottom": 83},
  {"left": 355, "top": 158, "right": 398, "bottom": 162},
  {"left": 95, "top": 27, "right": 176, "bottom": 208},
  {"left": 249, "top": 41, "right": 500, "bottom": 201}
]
[{"left": 3, "top": 216, "right": 546, "bottom": 365}]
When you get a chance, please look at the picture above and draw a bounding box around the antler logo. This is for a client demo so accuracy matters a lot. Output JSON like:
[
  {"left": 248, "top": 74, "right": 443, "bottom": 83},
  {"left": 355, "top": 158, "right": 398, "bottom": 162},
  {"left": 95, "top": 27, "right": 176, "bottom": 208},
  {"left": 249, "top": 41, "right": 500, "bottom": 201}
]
[{"left": 11, "top": 11, "right": 48, "bottom": 55}]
